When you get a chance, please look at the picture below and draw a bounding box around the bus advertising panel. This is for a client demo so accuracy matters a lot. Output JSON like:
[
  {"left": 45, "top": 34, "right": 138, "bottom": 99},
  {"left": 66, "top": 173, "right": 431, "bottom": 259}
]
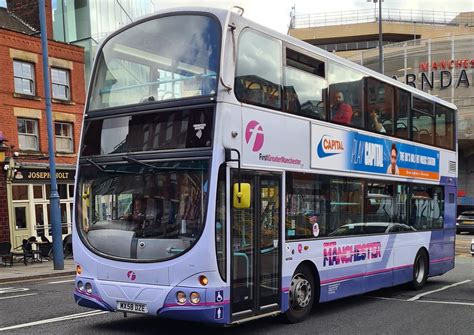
[
  {"left": 311, "top": 123, "right": 440, "bottom": 181},
  {"left": 242, "top": 109, "right": 310, "bottom": 169}
]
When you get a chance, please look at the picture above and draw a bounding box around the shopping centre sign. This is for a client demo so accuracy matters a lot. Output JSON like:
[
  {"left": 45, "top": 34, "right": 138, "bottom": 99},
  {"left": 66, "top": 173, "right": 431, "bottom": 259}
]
[{"left": 393, "top": 58, "right": 474, "bottom": 90}]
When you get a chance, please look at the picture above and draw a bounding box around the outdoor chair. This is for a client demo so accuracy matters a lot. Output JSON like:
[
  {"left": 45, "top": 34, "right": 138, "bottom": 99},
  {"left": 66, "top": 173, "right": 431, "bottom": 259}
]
[
  {"left": 11, "top": 240, "right": 29, "bottom": 266},
  {"left": 39, "top": 235, "right": 53, "bottom": 259},
  {"left": 36, "top": 235, "right": 71, "bottom": 260},
  {"left": 40, "top": 235, "right": 51, "bottom": 243},
  {"left": 11, "top": 239, "right": 37, "bottom": 265},
  {"left": 63, "top": 234, "right": 73, "bottom": 259},
  {"left": 0, "top": 241, "right": 12, "bottom": 267},
  {"left": 38, "top": 240, "right": 53, "bottom": 260}
]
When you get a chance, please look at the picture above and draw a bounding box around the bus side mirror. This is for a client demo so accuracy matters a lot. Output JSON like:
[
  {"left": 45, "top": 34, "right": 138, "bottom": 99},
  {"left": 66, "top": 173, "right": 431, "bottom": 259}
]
[{"left": 233, "top": 183, "right": 251, "bottom": 209}]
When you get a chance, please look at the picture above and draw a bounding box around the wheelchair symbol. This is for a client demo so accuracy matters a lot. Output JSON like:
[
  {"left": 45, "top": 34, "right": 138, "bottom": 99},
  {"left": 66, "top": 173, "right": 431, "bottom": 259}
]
[{"left": 215, "top": 290, "right": 224, "bottom": 303}]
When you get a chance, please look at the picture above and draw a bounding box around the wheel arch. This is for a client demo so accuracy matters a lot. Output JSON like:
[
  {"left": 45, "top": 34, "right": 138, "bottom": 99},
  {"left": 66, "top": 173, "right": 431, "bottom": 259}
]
[{"left": 297, "top": 260, "right": 321, "bottom": 304}]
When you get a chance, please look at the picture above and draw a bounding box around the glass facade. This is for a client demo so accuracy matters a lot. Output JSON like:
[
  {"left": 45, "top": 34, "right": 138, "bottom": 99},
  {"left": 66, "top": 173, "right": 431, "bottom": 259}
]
[
  {"left": 348, "top": 34, "right": 474, "bottom": 206},
  {"left": 53, "top": 0, "right": 154, "bottom": 83}
]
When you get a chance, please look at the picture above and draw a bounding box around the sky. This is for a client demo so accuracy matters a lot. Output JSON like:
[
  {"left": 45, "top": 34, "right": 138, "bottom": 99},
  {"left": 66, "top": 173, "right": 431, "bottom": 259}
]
[{"left": 152, "top": 0, "right": 474, "bottom": 33}]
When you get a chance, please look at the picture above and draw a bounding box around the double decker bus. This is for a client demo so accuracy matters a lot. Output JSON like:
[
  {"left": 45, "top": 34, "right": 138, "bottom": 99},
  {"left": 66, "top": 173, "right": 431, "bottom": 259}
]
[{"left": 73, "top": 7, "right": 457, "bottom": 325}]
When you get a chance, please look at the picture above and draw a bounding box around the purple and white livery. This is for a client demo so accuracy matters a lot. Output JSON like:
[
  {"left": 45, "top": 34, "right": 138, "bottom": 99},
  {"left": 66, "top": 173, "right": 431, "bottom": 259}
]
[{"left": 73, "top": 7, "right": 457, "bottom": 326}]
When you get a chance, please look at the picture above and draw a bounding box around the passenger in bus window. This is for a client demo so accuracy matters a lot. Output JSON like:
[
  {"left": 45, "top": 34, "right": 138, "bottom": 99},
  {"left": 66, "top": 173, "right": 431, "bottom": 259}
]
[
  {"left": 387, "top": 143, "right": 400, "bottom": 175},
  {"left": 331, "top": 91, "right": 353, "bottom": 124},
  {"left": 370, "top": 108, "right": 386, "bottom": 133}
]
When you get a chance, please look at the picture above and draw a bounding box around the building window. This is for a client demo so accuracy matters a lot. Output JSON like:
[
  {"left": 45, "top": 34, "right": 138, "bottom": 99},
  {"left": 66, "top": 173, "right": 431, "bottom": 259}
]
[
  {"left": 13, "top": 60, "right": 35, "bottom": 95},
  {"left": 17, "top": 118, "right": 39, "bottom": 151},
  {"left": 55, "top": 122, "right": 73, "bottom": 153},
  {"left": 51, "top": 68, "right": 70, "bottom": 100}
]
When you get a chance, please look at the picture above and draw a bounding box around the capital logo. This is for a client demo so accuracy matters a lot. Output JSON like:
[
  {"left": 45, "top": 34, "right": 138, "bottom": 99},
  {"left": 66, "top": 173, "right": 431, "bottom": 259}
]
[
  {"left": 317, "top": 135, "right": 344, "bottom": 158},
  {"left": 127, "top": 271, "right": 136, "bottom": 281},
  {"left": 245, "top": 120, "right": 264, "bottom": 152}
]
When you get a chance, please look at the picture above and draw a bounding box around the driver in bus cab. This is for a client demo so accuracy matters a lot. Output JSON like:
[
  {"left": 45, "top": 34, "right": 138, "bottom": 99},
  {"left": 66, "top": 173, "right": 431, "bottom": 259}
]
[{"left": 331, "top": 91, "right": 353, "bottom": 124}]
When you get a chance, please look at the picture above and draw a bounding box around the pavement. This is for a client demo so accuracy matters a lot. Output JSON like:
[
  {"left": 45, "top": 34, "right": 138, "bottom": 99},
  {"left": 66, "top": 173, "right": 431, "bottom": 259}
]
[{"left": 0, "top": 257, "right": 76, "bottom": 283}]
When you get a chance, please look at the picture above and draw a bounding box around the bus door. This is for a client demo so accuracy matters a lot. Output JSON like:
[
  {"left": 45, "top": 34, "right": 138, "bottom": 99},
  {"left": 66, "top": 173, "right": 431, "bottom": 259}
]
[{"left": 230, "top": 172, "right": 281, "bottom": 321}]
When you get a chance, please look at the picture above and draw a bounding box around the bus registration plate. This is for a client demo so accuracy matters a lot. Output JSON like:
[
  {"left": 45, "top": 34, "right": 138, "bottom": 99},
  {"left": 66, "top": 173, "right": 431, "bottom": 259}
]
[{"left": 117, "top": 301, "right": 148, "bottom": 314}]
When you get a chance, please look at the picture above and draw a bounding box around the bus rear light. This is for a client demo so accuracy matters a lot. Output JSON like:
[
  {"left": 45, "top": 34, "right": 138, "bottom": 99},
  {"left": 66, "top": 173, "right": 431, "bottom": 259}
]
[
  {"left": 176, "top": 291, "right": 187, "bottom": 304},
  {"left": 76, "top": 265, "right": 82, "bottom": 275},
  {"left": 198, "top": 275, "right": 208, "bottom": 286},
  {"left": 77, "top": 281, "right": 84, "bottom": 292},
  {"left": 85, "top": 282, "right": 93, "bottom": 295},
  {"left": 190, "top": 292, "right": 201, "bottom": 304}
]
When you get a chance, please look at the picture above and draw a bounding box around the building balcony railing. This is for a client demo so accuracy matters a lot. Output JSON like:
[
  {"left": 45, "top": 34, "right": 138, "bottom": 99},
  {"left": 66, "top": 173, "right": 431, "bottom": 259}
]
[{"left": 290, "top": 8, "right": 474, "bottom": 29}]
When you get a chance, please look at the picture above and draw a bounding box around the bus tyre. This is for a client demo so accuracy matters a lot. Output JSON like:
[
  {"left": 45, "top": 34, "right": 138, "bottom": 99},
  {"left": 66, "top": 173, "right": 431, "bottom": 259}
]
[
  {"left": 410, "top": 250, "right": 429, "bottom": 290},
  {"left": 285, "top": 265, "right": 314, "bottom": 323}
]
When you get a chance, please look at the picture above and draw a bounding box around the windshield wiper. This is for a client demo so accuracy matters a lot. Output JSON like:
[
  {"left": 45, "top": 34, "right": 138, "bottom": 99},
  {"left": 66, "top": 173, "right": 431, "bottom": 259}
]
[
  {"left": 85, "top": 158, "right": 134, "bottom": 174},
  {"left": 122, "top": 155, "right": 205, "bottom": 171}
]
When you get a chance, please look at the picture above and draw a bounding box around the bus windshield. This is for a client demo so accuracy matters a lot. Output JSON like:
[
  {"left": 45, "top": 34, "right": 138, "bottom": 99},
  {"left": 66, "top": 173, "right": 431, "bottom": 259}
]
[
  {"left": 76, "top": 160, "right": 209, "bottom": 261},
  {"left": 89, "top": 14, "right": 220, "bottom": 111}
]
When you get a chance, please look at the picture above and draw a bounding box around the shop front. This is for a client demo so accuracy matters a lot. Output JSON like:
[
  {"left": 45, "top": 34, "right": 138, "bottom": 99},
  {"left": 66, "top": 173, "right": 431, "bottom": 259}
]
[{"left": 8, "top": 166, "right": 75, "bottom": 248}]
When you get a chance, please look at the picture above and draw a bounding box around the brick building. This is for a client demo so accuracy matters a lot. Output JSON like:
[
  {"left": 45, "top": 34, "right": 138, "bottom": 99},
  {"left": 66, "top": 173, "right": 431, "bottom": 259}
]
[{"left": 0, "top": 1, "right": 85, "bottom": 248}]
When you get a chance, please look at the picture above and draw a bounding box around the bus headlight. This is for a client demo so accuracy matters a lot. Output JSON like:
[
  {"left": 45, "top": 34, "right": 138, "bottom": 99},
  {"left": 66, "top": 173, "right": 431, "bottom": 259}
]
[
  {"left": 176, "top": 291, "right": 187, "bottom": 304},
  {"left": 85, "top": 282, "right": 93, "bottom": 295},
  {"left": 190, "top": 292, "right": 201, "bottom": 304},
  {"left": 77, "top": 281, "right": 84, "bottom": 292}
]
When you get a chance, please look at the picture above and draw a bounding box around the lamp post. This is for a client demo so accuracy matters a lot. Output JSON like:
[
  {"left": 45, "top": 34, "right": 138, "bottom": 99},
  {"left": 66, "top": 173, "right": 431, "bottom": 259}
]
[
  {"left": 39, "top": 0, "right": 64, "bottom": 269},
  {"left": 368, "top": 0, "right": 384, "bottom": 74}
]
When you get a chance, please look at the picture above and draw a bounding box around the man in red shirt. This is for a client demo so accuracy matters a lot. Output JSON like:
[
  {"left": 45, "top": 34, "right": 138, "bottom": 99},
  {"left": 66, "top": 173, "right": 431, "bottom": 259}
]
[{"left": 331, "top": 91, "right": 353, "bottom": 124}]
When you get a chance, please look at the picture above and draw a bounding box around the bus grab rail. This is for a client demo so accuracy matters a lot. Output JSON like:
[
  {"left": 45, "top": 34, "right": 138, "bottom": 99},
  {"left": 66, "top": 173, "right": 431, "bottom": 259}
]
[{"left": 99, "top": 72, "right": 217, "bottom": 95}]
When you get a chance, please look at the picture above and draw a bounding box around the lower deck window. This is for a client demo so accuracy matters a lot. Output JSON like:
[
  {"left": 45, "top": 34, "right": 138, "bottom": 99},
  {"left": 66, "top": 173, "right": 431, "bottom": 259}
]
[{"left": 286, "top": 172, "right": 444, "bottom": 239}]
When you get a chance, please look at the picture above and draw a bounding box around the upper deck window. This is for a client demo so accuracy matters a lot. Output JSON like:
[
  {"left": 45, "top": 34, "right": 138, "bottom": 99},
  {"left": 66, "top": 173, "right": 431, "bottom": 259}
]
[
  {"left": 435, "top": 104, "right": 455, "bottom": 150},
  {"left": 328, "top": 62, "right": 365, "bottom": 127},
  {"left": 235, "top": 29, "right": 282, "bottom": 110},
  {"left": 395, "top": 89, "right": 410, "bottom": 139},
  {"left": 366, "top": 78, "right": 394, "bottom": 135},
  {"left": 411, "top": 96, "right": 434, "bottom": 145},
  {"left": 89, "top": 14, "right": 221, "bottom": 111},
  {"left": 283, "top": 48, "right": 327, "bottom": 119}
]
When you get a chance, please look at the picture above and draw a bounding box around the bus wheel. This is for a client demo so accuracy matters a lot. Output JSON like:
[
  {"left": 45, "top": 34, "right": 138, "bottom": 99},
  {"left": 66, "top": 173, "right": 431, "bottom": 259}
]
[
  {"left": 285, "top": 265, "right": 314, "bottom": 323},
  {"left": 410, "top": 249, "right": 429, "bottom": 290}
]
